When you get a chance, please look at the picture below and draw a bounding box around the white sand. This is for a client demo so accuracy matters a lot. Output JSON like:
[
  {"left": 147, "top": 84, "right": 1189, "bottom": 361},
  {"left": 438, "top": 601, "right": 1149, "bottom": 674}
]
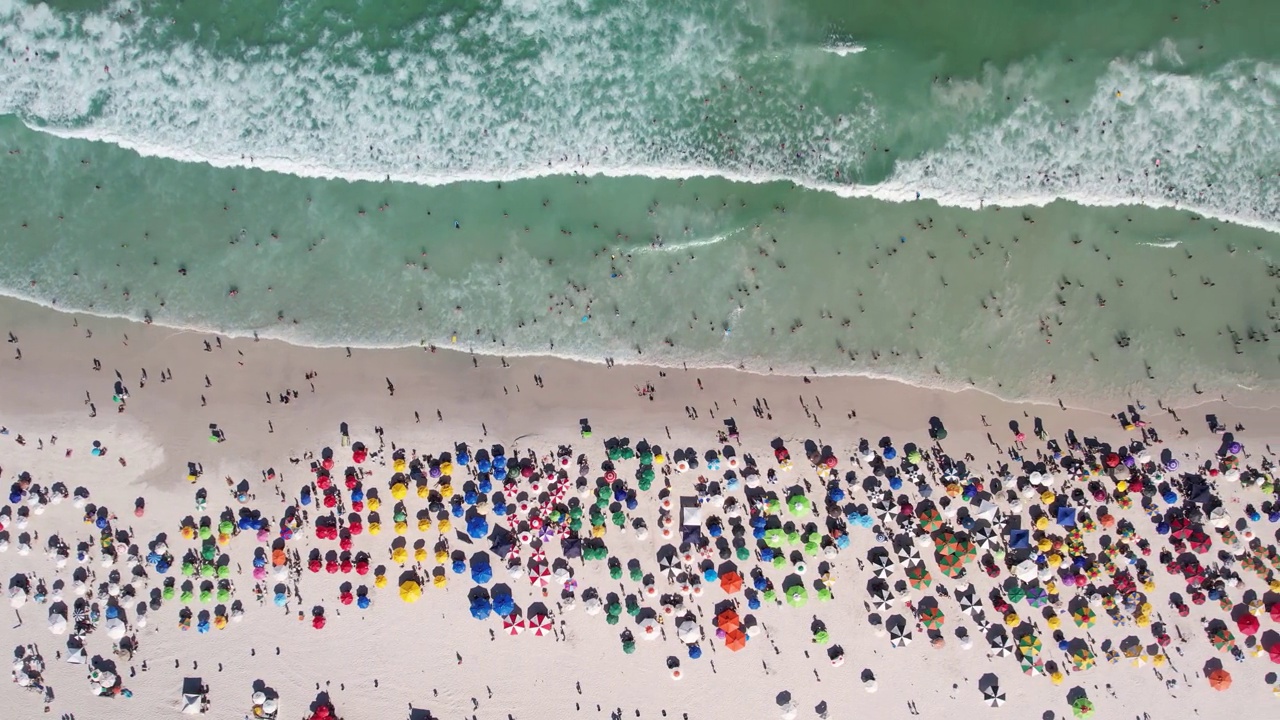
[{"left": 1, "top": 295, "right": 1279, "bottom": 720}]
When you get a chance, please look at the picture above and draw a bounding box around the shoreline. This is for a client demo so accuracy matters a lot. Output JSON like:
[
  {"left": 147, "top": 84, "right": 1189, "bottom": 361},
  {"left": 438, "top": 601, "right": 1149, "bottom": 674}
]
[{"left": 6, "top": 291, "right": 1280, "bottom": 417}]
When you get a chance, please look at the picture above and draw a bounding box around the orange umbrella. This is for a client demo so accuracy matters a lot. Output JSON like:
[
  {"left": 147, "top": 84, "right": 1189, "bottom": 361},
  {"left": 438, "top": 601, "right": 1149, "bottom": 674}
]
[
  {"left": 715, "top": 609, "right": 740, "bottom": 633},
  {"left": 724, "top": 628, "right": 747, "bottom": 651},
  {"left": 1208, "top": 668, "right": 1232, "bottom": 690},
  {"left": 719, "top": 572, "right": 743, "bottom": 594}
]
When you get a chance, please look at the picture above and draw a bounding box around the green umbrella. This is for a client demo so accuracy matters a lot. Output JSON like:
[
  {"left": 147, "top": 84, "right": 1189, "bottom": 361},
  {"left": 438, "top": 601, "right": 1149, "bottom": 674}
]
[
  {"left": 625, "top": 599, "right": 641, "bottom": 617},
  {"left": 785, "top": 585, "right": 808, "bottom": 608},
  {"left": 216, "top": 565, "right": 231, "bottom": 578},
  {"left": 218, "top": 520, "right": 234, "bottom": 536},
  {"left": 605, "top": 613, "right": 620, "bottom": 625},
  {"left": 162, "top": 586, "right": 176, "bottom": 601},
  {"left": 763, "top": 589, "right": 777, "bottom": 603},
  {"left": 787, "top": 495, "right": 812, "bottom": 517},
  {"left": 813, "top": 629, "right": 830, "bottom": 644},
  {"left": 1007, "top": 586, "right": 1027, "bottom": 603},
  {"left": 640, "top": 452, "right": 654, "bottom": 465},
  {"left": 785, "top": 529, "right": 801, "bottom": 546},
  {"left": 817, "top": 587, "right": 833, "bottom": 602},
  {"left": 606, "top": 601, "right": 622, "bottom": 616},
  {"left": 216, "top": 588, "right": 231, "bottom": 603},
  {"left": 569, "top": 506, "right": 583, "bottom": 519},
  {"left": 181, "top": 562, "right": 195, "bottom": 577},
  {"left": 763, "top": 529, "right": 785, "bottom": 548},
  {"left": 736, "top": 546, "right": 750, "bottom": 561},
  {"left": 200, "top": 545, "right": 216, "bottom": 561},
  {"left": 200, "top": 565, "right": 215, "bottom": 578},
  {"left": 610, "top": 566, "right": 623, "bottom": 580},
  {"left": 1071, "top": 697, "right": 1094, "bottom": 719},
  {"left": 198, "top": 526, "right": 212, "bottom": 541},
  {"left": 180, "top": 590, "right": 193, "bottom": 603},
  {"left": 199, "top": 590, "right": 212, "bottom": 603},
  {"left": 803, "top": 541, "right": 820, "bottom": 556},
  {"left": 629, "top": 567, "right": 644, "bottom": 582},
  {"left": 611, "top": 511, "right": 626, "bottom": 528},
  {"left": 637, "top": 477, "right": 652, "bottom": 492},
  {"left": 772, "top": 555, "right": 787, "bottom": 568},
  {"left": 622, "top": 640, "right": 636, "bottom": 654}
]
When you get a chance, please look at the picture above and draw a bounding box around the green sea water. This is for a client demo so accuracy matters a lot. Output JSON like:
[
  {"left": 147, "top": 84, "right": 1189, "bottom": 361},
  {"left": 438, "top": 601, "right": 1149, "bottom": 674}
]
[{"left": 0, "top": 0, "right": 1278, "bottom": 403}]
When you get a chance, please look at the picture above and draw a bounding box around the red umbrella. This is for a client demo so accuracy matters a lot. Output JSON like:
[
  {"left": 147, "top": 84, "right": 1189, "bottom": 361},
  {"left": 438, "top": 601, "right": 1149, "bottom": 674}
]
[
  {"left": 1237, "top": 614, "right": 1260, "bottom": 635},
  {"left": 527, "top": 613, "right": 553, "bottom": 636},
  {"left": 340, "top": 560, "right": 353, "bottom": 574},
  {"left": 528, "top": 565, "right": 551, "bottom": 587},
  {"left": 325, "top": 560, "right": 339, "bottom": 574},
  {"left": 1169, "top": 517, "right": 1191, "bottom": 539},
  {"left": 308, "top": 559, "right": 321, "bottom": 573},
  {"left": 1270, "top": 645, "right": 1280, "bottom": 664},
  {"left": 345, "top": 473, "right": 358, "bottom": 490},
  {"left": 339, "top": 592, "right": 353, "bottom": 605},
  {"left": 322, "top": 457, "right": 334, "bottom": 471},
  {"left": 312, "top": 616, "right": 326, "bottom": 630},
  {"left": 1271, "top": 604, "right": 1280, "bottom": 623},
  {"left": 1104, "top": 453, "right": 1120, "bottom": 468},
  {"left": 824, "top": 456, "right": 837, "bottom": 468},
  {"left": 1188, "top": 531, "right": 1212, "bottom": 553}
]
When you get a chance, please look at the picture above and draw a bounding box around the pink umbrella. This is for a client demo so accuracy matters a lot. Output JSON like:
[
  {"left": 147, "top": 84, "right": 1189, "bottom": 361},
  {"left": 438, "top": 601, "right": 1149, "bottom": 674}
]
[
  {"left": 502, "top": 613, "right": 525, "bottom": 636},
  {"left": 527, "top": 613, "right": 553, "bottom": 636}
]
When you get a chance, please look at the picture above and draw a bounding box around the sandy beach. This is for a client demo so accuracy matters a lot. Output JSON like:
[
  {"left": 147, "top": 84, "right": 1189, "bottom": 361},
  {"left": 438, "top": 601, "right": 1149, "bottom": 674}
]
[{"left": 3, "top": 292, "right": 1280, "bottom": 720}]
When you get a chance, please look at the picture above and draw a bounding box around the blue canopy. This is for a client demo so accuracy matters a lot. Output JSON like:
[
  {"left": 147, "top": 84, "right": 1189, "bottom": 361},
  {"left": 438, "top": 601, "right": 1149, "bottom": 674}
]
[
  {"left": 1009, "top": 529, "right": 1031, "bottom": 549},
  {"left": 1055, "top": 507, "right": 1077, "bottom": 527},
  {"left": 469, "top": 597, "right": 493, "bottom": 620}
]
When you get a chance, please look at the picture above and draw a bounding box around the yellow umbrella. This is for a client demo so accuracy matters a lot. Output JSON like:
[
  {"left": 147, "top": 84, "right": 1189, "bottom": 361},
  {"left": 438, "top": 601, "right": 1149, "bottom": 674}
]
[
  {"left": 374, "top": 574, "right": 387, "bottom": 588},
  {"left": 399, "top": 580, "right": 422, "bottom": 603},
  {"left": 438, "top": 518, "right": 452, "bottom": 534},
  {"left": 414, "top": 547, "right": 428, "bottom": 563},
  {"left": 417, "top": 518, "right": 432, "bottom": 532},
  {"left": 391, "top": 547, "right": 408, "bottom": 564},
  {"left": 435, "top": 549, "right": 448, "bottom": 564},
  {"left": 391, "top": 483, "right": 407, "bottom": 500},
  {"left": 432, "top": 574, "right": 447, "bottom": 588},
  {"left": 368, "top": 522, "right": 382, "bottom": 535},
  {"left": 367, "top": 497, "right": 381, "bottom": 511}
]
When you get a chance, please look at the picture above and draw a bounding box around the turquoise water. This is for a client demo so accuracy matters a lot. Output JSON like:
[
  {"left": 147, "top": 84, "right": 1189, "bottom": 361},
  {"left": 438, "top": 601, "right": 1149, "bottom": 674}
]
[{"left": 1, "top": 0, "right": 1279, "bottom": 402}]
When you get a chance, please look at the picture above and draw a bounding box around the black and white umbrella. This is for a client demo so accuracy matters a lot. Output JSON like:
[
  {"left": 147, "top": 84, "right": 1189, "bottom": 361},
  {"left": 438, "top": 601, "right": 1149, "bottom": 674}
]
[
  {"left": 982, "top": 685, "right": 1006, "bottom": 707},
  {"left": 889, "top": 625, "right": 913, "bottom": 648}
]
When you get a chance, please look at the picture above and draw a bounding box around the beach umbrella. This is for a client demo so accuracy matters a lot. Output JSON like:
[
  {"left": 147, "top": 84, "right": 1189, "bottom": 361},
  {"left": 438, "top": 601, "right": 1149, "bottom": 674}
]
[
  {"left": 889, "top": 625, "right": 912, "bottom": 647},
  {"left": 1025, "top": 587, "right": 1049, "bottom": 608},
  {"left": 677, "top": 620, "right": 700, "bottom": 644},
  {"left": 870, "top": 585, "right": 895, "bottom": 611},
  {"left": 1072, "top": 606, "right": 1096, "bottom": 627},
  {"left": 1210, "top": 627, "right": 1236, "bottom": 651},
  {"left": 1020, "top": 657, "right": 1045, "bottom": 676},
  {"left": 724, "top": 629, "right": 747, "bottom": 651},
  {"left": 1071, "top": 647, "right": 1096, "bottom": 670},
  {"left": 920, "top": 607, "right": 945, "bottom": 629},
  {"left": 785, "top": 585, "right": 808, "bottom": 608},
  {"left": 399, "top": 580, "right": 422, "bottom": 603},
  {"left": 982, "top": 685, "right": 1006, "bottom": 707},
  {"left": 896, "top": 544, "right": 922, "bottom": 563},
  {"left": 527, "top": 613, "right": 553, "bottom": 637},
  {"left": 502, "top": 613, "right": 525, "bottom": 636},
  {"left": 905, "top": 563, "right": 932, "bottom": 590},
  {"left": 870, "top": 553, "right": 895, "bottom": 578},
  {"left": 719, "top": 572, "right": 743, "bottom": 594},
  {"left": 990, "top": 633, "right": 1015, "bottom": 657},
  {"left": 958, "top": 593, "right": 982, "bottom": 616},
  {"left": 637, "top": 617, "right": 660, "bottom": 641},
  {"left": 1208, "top": 668, "right": 1232, "bottom": 690},
  {"left": 1236, "top": 614, "right": 1260, "bottom": 635},
  {"left": 1071, "top": 697, "right": 1095, "bottom": 719},
  {"left": 469, "top": 596, "right": 493, "bottom": 620},
  {"left": 1017, "top": 633, "right": 1042, "bottom": 656}
]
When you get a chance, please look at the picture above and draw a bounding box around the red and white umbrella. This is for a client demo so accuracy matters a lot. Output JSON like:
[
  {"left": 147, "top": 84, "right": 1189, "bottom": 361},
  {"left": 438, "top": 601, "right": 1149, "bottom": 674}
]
[
  {"left": 502, "top": 613, "right": 525, "bottom": 636},
  {"left": 527, "top": 613, "right": 553, "bottom": 636},
  {"left": 529, "top": 547, "right": 547, "bottom": 563},
  {"left": 528, "top": 565, "right": 551, "bottom": 587}
]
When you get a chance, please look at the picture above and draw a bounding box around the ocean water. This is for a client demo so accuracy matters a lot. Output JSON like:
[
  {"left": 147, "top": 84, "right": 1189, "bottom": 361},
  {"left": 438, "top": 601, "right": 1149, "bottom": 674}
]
[{"left": 1, "top": 0, "right": 1279, "bottom": 403}]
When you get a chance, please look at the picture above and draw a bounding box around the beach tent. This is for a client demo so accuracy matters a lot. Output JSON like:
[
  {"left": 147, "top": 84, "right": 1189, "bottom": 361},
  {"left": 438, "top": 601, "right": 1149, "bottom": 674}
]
[
  {"left": 65, "top": 646, "right": 86, "bottom": 664},
  {"left": 1009, "top": 529, "right": 1031, "bottom": 549},
  {"left": 180, "top": 693, "right": 203, "bottom": 714}
]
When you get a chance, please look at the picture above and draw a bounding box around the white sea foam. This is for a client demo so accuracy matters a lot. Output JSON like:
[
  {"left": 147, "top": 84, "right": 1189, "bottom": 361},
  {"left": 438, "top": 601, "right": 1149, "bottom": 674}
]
[
  {"left": 0, "top": 0, "right": 1277, "bottom": 236},
  {"left": 821, "top": 43, "right": 866, "bottom": 57},
  {"left": 1139, "top": 239, "right": 1181, "bottom": 249}
]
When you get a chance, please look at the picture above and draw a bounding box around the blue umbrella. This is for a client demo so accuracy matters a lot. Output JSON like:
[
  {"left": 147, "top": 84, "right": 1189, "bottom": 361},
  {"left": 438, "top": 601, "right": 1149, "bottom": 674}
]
[
  {"left": 492, "top": 594, "right": 515, "bottom": 616},
  {"left": 274, "top": 593, "right": 288, "bottom": 607},
  {"left": 357, "top": 596, "right": 371, "bottom": 609},
  {"left": 467, "top": 516, "right": 489, "bottom": 539},
  {"left": 452, "top": 560, "right": 467, "bottom": 574},
  {"left": 494, "top": 456, "right": 507, "bottom": 470},
  {"left": 469, "top": 597, "right": 493, "bottom": 620},
  {"left": 478, "top": 460, "right": 492, "bottom": 474},
  {"left": 688, "top": 644, "right": 703, "bottom": 659},
  {"left": 197, "top": 619, "right": 211, "bottom": 633},
  {"left": 456, "top": 452, "right": 470, "bottom": 466},
  {"left": 470, "top": 564, "right": 493, "bottom": 583}
]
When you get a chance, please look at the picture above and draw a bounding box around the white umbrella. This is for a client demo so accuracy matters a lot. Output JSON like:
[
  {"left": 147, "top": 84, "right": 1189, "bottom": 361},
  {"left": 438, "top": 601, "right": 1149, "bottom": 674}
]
[
  {"left": 47, "top": 613, "right": 67, "bottom": 635},
  {"left": 262, "top": 698, "right": 278, "bottom": 714},
  {"left": 104, "top": 617, "right": 127, "bottom": 640},
  {"left": 8, "top": 586, "right": 27, "bottom": 608},
  {"left": 65, "top": 647, "right": 86, "bottom": 664},
  {"left": 637, "top": 617, "right": 660, "bottom": 640},
  {"left": 252, "top": 692, "right": 267, "bottom": 705},
  {"left": 676, "top": 620, "right": 700, "bottom": 644},
  {"left": 584, "top": 597, "right": 602, "bottom": 616}
]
